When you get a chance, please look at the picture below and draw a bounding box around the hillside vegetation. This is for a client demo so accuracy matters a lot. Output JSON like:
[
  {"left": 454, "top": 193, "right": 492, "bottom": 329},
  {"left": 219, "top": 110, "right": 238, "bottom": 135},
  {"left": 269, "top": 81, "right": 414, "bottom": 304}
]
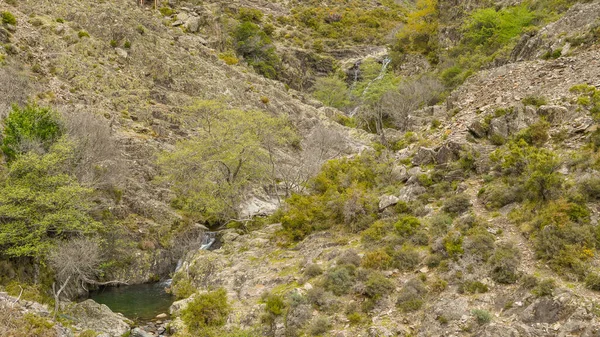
[{"left": 1, "top": 0, "right": 600, "bottom": 336}]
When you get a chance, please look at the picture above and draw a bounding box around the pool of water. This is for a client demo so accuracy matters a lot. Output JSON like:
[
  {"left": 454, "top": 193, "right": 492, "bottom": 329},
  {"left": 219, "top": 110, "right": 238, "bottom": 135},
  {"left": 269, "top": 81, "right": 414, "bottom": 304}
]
[{"left": 88, "top": 282, "right": 174, "bottom": 322}]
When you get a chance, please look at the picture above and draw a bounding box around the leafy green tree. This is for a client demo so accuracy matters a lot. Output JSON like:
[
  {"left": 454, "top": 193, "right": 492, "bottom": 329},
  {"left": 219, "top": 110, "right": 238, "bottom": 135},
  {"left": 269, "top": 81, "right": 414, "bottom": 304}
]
[
  {"left": 233, "top": 21, "right": 281, "bottom": 79},
  {"left": 393, "top": 0, "right": 439, "bottom": 60},
  {"left": 0, "top": 139, "right": 100, "bottom": 258},
  {"left": 312, "top": 76, "right": 349, "bottom": 109},
  {"left": 158, "top": 100, "right": 294, "bottom": 222},
  {"left": 1, "top": 103, "right": 63, "bottom": 163}
]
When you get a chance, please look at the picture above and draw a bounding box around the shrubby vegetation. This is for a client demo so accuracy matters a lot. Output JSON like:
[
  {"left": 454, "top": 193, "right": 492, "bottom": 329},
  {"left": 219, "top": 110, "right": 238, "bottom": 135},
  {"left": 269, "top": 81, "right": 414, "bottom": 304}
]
[{"left": 181, "top": 288, "right": 231, "bottom": 336}]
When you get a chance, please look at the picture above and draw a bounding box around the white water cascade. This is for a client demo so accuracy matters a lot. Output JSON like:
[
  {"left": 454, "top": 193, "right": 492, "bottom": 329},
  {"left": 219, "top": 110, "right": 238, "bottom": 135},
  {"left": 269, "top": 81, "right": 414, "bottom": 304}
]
[{"left": 349, "top": 56, "right": 392, "bottom": 117}]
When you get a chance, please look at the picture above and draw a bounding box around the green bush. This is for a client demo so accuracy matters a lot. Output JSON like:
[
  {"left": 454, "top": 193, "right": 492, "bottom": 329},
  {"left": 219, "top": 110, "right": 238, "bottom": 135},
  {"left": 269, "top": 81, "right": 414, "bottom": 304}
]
[
  {"left": 181, "top": 288, "right": 230, "bottom": 335},
  {"left": 364, "top": 272, "right": 394, "bottom": 299},
  {"left": 1, "top": 103, "right": 63, "bottom": 163},
  {"left": 264, "top": 293, "right": 285, "bottom": 316},
  {"left": 442, "top": 194, "right": 472, "bottom": 215},
  {"left": 459, "top": 280, "right": 489, "bottom": 294},
  {"left": 394, "top": 216, "right": 421, "bottom": 237},
  {"left": 531, "top": 278, "right": 555, "bottom": 297},
  {"left": 361, "top": 249, "right": 393, "bottom": 270},
  {"left": 312, "top": 76, "right": 350, "bottom": 109},
  {"left": 238, "top": 7, "right": 263, "bottom": 23},
  {"left": 325, "top": 265, "right": 356, "bottom": 296},
  {"left": 522, "top": 95, "right": 548, "bottom": 107},
  {"left": 1, "top": 11, "right": 16, "bottom": 25},
  {"left": 337, "top": 250, "right": 361, "bottom": 267},
  {"left": 585, "top": 272, "right": 600, "bottom": 291},
  {"left": 78, "top": 30, "right": 90, "bottom": 38},
  {"left": 471, "top": 309, "right": 491, "bottom": 324},
  {"left": 489, "top": 244, "right": 520, "bottom": 284},
  {"left": 390, "top": 245, "right": 421, "bottom": 271},
  {"left": 304, "top": 264, "right": 323, "bottom": 278},
  {"left": 396, "top": 278, "right": 427, "bottom": 312},
  {"left": 308, "top": 316, "right": 331, "bottom": 336}
]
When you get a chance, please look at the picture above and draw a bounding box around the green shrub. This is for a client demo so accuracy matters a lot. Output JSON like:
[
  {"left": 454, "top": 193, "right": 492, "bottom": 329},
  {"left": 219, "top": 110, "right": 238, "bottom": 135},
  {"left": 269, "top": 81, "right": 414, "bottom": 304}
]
[
  {"left": 337, "top": 250, "right": 361, "bottom": 267},
  {"left": 443, "top": 231, "right": 463, "bottom": 258},
  {"left": 442, "top": 194, "right": 472, "bottom": 215},
  {"left": 308, "top": 316, "right": 331, "bottom": 336},
  {"left": 585, "top": 272, "right": 600, "bottom": 291},
  {"left": 531, "top": 278, "right": 555, "bottom": 297},
  {"left": 78, "top": 30, "right": 90, "bottom": 38},
  {"left": 471, "top": 309, "right": 491, "bottom": 324},
  {"left": 522, "top": 95, "right": 548, "bottom": 107},
  {"left": 396, "top": 278, "right": 427, "bottom": 312},
  {"left": 325, "top": 265, "right": 356, "bottom": 296},
  {"left": 459, "top": 280, "right": 489, "bottom": 294},
  {"left": 489, "top": 244, "right": 520, "bottom": 284},
  {"left": 390, "top": 245, "right": 421, "bottom": 271},
  {"left": 237, "top": 7, "right": 264, "bottom": 23},
  {"left": 464, "top": 228, "right": 495, "bottom": 262},
  {"left": 361, "top": 249, "right": 393, "bottom": 270},
  {"left": 515, "top": 120, "right": 550, "bottom": 147},
  {"left": 264, "top": 293, "right": 285, "bottom": 316},
  {"left": 159, "top": 7, "right": 175, "bottom": 16},
  {"left": 1, "top": 103, "right": 63, "bottom": 163},
  {"left": 394, "top": 216, "right": 421, "bottom": 237},
  {"left": 1, "top": 11, "right": 16, "bottom": 25},
  {"left": 304, "top": 264, "right": 323, "bottom": 278},
  {"left": 364, "top": 272, "right": 394, "bottom": 299},
  {"left": 171, "top": 276, "right": 196, "bottom": 299},
  {"left": 312, "top": 76, "right": 350, "bottom": 109},
  {"left": 181, "top": 288, "right": 230, "bottom": 335}
]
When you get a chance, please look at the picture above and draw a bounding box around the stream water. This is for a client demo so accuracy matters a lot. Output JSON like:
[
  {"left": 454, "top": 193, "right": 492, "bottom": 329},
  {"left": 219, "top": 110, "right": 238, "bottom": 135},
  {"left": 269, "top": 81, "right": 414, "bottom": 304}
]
[
  {"left": 88, "top": 232, "right": 218, "bottom": 322},
  {"left": 89, "top": 283, "right": 174, "bottom": 322}
]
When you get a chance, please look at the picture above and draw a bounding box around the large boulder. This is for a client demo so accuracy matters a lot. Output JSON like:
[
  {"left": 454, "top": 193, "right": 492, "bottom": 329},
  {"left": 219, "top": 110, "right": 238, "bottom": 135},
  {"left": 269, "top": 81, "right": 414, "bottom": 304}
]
[
  {"left": 537, "top": 105, "right": 567, "bottom": 125},
  {"left": 435, "top": 141, "right": 463, "bottom": 164},
  {"left": 379, "top": 194, "right": 400, "bottom": 211},
  {"left": 489, "top": 105, "right": 537, "bottom": 139},
  {"left": 412, "top": 147, "right": 436, "bottom": 166},
  {"left": 65, "top": 299, "right": 131, "bottom": 336}
]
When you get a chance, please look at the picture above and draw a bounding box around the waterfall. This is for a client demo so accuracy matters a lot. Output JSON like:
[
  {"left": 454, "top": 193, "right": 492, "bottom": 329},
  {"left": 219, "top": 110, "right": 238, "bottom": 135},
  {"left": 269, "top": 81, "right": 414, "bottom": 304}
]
[
  {"left": 349, "top": 56, "right": 391, "bottom": 117},
  {"left": 160, "top": 232, "right": 216, "bottom": 287}
]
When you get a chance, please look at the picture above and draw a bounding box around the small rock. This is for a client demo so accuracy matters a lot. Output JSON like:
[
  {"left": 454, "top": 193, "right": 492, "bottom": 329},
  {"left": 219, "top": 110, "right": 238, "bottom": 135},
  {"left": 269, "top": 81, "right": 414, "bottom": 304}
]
[
  {"left": 155, "top": 313, "right": 167, "bottom": 319},
  {"left": 115, "top": 48, "right": 128, "bottom": 59}
]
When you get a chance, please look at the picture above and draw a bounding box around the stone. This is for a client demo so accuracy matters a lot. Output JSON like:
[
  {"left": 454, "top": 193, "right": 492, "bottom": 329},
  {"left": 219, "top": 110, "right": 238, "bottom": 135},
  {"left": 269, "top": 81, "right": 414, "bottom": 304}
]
[
  {"left": 412, "top": 147, "right": 436, "bottom": 166},
  {"left": 170, "top": 295, "right": 196, "bottom": 315},
  {"left": 131, "top": 327, "right": 153, "bottom": 337},
  {"left": 398, "top": 185, "right": 426, "bottom": 203},
  {"left": 378, "top": 194, "right": 400, "bottom": 211},
  {"left": 115, "top": 48, "right": 128, "bottom": 59},
  {"left": 391, "top": 165, "right": 408, "bottom": 182},
  {"left": 65, "top": 300, "right": 131, "bottom": 336},
  {"left": 239, "top": 195, "right": 279, "bottom": 218},
  {"left": 435, "top": 141, "right": 463, "bottom": 164},
  {"left": 185, "top": 17, "right": 201, "bottom": 33},
  {"left": 537, "top": 105, "right": 567, "bottom": 125},
  {"left": 221, "top": 230, "right": 240, "bottom": 243},
  {"left": 468, "top": 120, "right": 487, "bottom": 138},
  {"left": 155, "top": 313, "right": 168, "bottom": 319}
]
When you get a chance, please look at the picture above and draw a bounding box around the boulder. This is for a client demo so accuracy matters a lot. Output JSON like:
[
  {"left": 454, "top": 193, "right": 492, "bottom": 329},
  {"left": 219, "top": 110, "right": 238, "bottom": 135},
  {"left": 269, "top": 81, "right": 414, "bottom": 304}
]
[
  {"left": 398, "top": 185, "right": 426, "bottom": 203},
  {"left": 185, "top": 17, "right": 201, "bottom": 33},
  {"left": 489, "top": 105, "right": 537, "bottom": 139},
  {"left": 391, "top": 165, "right": 408, "bottom": 182},
  {"left": 66, "top": 299, "right": 131, "bottom": 336},
  {"left": 378, "top": 194, "right": 400, "bottom": 211},
  {"left": 131, "top": 327, "right": 153, "bottom": 337},
  {"left": 435, "top": 141, "right": 463, "bottom": 164},
  {"left": 468, "top": 120, "right": 487, "bottom": 138},
  {"left": 412, "top": 147, "right": 436, "bottom": 166},
  {"left": 115, "top": 48, "right": 128, "bottom": 59},
  {"left": 537, "top": 105, "right": 567, "bottom": 125},
  {"left": 170, "top": 295, "right": 196, "bottom": 315}
]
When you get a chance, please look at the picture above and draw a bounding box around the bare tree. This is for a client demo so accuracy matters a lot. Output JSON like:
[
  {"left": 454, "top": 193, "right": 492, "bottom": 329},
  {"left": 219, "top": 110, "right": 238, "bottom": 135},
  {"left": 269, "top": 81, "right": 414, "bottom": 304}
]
[
  {"left": 60, "top": 107, "right": 126, "bottom": 189},
  {"left": 48, "top": 238, "right": 127, "bottom": 319},
  {"left": 275, "top": 125, "right": 348, "bottom": 196}
]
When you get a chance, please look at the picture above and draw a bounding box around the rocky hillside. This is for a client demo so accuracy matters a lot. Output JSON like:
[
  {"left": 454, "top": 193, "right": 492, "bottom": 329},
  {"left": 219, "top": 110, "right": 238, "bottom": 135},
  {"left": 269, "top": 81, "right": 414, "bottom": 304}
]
[{"left": 2, "top": 0, "right": 600, "bottom": 336}]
